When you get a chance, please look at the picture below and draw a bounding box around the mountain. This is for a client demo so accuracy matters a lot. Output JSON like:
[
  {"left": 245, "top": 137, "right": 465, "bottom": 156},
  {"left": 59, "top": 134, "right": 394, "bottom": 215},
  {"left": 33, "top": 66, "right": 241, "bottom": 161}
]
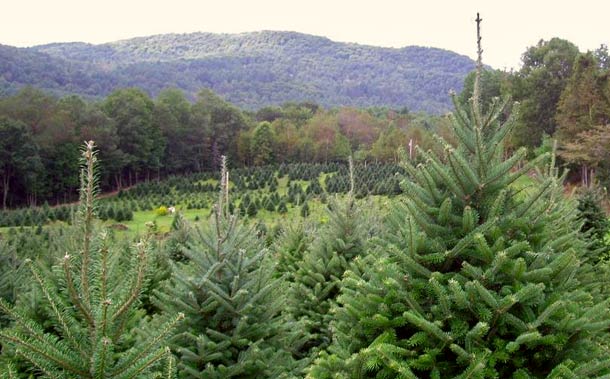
[{"left": 0, "top": 31, "right": 477, "bottom": 113}]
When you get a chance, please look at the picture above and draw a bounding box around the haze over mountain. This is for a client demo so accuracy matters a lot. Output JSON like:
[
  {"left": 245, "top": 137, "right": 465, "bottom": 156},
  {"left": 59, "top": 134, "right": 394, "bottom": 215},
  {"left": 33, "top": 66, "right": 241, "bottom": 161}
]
[{"left": 0, "top": 31, "right": 477, "bottom": 113}]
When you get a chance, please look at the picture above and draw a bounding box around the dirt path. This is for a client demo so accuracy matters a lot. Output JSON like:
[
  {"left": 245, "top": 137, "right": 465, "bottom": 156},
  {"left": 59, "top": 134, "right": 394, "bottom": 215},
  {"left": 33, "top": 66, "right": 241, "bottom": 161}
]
[{"left": 50, "top": 186, "right": 135, "bottom": 208}]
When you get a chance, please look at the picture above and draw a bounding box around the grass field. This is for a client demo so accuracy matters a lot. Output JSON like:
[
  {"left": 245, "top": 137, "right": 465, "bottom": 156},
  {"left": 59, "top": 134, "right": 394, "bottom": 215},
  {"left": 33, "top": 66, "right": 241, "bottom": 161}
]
[{"left": 0, "top": 166, "right": 584, "bottom": 240}]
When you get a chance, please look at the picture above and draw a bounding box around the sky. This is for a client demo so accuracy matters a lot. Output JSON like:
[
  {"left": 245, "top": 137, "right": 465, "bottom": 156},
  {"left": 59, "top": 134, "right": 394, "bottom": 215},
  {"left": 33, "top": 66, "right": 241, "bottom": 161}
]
[{"left": 2, "top": 0, "right": 609, "bottom": 70}]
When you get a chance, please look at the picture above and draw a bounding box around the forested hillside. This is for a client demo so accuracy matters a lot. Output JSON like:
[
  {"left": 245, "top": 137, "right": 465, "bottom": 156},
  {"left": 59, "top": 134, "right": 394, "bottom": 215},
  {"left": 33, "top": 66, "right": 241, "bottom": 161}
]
[{"left": 1, "top": 31, "right": 475, "bottom": 112}]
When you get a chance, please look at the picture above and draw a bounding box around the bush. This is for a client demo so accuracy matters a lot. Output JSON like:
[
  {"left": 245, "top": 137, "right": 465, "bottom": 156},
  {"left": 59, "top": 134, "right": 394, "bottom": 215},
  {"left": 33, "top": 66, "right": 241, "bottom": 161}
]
[{"left": 155, "top": 205, "right": 169, "bottom": 216}]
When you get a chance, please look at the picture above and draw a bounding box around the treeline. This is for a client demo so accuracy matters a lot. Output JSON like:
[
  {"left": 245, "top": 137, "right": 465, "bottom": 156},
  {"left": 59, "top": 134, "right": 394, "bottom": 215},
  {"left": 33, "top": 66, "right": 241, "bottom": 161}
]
[
  {"left": 0, "top": 86, "right": 449, "bottom": 209},
  {"left": 3, "top": 37, "right": 610, "bottom": 209},
  {"left": 461, "top": 39, "right": 610, "bottom": 185}
]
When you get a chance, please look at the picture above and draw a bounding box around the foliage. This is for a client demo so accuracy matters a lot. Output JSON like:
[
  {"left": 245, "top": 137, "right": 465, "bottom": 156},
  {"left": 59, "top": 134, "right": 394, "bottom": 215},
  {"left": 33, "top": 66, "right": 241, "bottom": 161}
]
[
  {"left": 555, "top": 52, "right": 609, "bottom": 144},
  {"left": 510, "top": 38, "right": 579, "bottom": 148},
  {"left": 286, "top": 195, "right": 371, "bottom": 359},
  {"left": 0, "top": 117, "right": 41, "bottom": 209},
  {"left": 0, "top": 81, "right": 454, "bottom": 209},
  {"left": 155, "top": 206, "right": 169, "bottom": 216},
  {"left": 252, "top": 121, "right": 276, "bottom": 166},
  {"left": 151, "top": 164, "right": 300, "bottom": 378},
  {"left": 310, "top": 32, "right": 610, "bottom": 377},
  {"left": 576, "top": 185, "right": 610, "bottom": 258},
  {"left": 3, "top": 32, "right": 476, "bottom": 113},
  {"left": 0, "top": 141, "right": 182, "bottom": 378}
]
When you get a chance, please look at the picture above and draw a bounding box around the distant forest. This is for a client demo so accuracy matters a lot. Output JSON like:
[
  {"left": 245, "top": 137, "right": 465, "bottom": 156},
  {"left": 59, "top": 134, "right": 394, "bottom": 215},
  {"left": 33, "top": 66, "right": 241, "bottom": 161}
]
[
  {"left": 0, "top": 31, "right": 475, "bottom": 113},
  {"left": 1, "top": 37, "right": 610, "bottom": 209}
]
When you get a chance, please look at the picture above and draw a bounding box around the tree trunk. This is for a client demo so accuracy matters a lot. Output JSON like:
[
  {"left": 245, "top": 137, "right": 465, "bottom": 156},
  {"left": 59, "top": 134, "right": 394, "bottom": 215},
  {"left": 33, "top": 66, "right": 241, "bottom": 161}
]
[
  {"left": 582, "top": 165, "right": 589, "bottom": 187},
  {"left": 2, "top": 175, "right": 8, "bottom": 210}
]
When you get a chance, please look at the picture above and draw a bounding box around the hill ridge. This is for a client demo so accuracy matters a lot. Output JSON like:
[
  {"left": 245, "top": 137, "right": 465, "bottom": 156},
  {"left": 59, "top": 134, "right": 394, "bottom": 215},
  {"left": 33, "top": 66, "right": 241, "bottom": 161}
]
[{"left": 1, "top": 31, "right": 476, "bottom": 112}]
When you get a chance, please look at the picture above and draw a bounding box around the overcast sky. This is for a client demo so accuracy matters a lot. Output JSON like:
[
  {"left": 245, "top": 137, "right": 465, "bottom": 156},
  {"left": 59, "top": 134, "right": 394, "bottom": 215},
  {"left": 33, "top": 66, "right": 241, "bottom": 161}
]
[{"left": 2, "top": 0, "right": 609, "bottom": 70}]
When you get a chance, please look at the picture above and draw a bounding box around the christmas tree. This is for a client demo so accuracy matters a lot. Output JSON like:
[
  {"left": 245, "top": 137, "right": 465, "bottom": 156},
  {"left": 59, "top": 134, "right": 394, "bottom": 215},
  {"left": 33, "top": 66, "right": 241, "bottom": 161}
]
[
  {"left": 576, "top": 185, "right": 610, "bottom": 260},
  {"left": 0, "top": 141, "right": 181, "bottom": 378},
  {"left": 310, "top": 14, "right": 610, "bottom": 378},
  {"left": 152, "top": 157, "right": 299, "bottom": 378},
  {"left": 287, "top": 158, "right": 378, "bottom": 361}
]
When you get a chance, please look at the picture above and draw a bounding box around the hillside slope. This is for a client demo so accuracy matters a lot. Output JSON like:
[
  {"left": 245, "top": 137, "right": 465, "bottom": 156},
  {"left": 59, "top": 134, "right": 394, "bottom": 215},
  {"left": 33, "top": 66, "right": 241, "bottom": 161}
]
[{"left": 1, "top": 31, "right": 476, "bottom": 112}]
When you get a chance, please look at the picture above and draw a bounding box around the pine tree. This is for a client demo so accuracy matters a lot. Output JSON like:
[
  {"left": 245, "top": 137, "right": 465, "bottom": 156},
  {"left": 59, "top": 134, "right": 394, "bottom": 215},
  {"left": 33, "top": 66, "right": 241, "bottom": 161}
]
[
  {"left": 0, "top": 141, "right": 182, "bottom": 378},
  {"left": 310, "top": 15, "right": 610, "bottom": 378},
  {"left": 152, "top": 157, "right": 299, "bottom": 378}
]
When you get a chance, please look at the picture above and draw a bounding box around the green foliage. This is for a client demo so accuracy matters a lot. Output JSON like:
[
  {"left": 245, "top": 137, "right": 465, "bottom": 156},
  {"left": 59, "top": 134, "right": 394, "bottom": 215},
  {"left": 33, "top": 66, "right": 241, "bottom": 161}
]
[
  {"left": 252, "top": 121, "right": 277, "bottom": 165},
  {"left": 300, "top": 201, "right": 310, "bottom": 218},
  {"left": 576, "top": 186, "right": 610, "bottom": 259},
  {"left": 310, "top": 35, "right": 610, "bottom": 377},
  {"left": 0, "top": 240, "right": 23, "bottom": 330},
  {"left": 287, "top": 197, "right": 370, "bottom": 359},
  {"left": 151, "top": 166, "right": 299, "bottom": 378},
  {"left": 4, "top": 32, "right": 475, "bottom": 113},
  {"left": 0, "top": 116, "right": 42, "bottom": 209},
  {"left": 0, "top": 141, "right": 181, "bottom": 378},
  {"left": 275, "top": 222, "right": 312, "bottom": 279},
  {"left": 511, "top": 38, "right": 580, "bottom": 148},
  {"left": 458, "top": 68, "right": 508, "bottom": 115},
  {"left": 555, "top": 52, "right": 609, "bottom": 145},
  {"left": 155, "top": 206, "right": 169, "bottom": 216}
]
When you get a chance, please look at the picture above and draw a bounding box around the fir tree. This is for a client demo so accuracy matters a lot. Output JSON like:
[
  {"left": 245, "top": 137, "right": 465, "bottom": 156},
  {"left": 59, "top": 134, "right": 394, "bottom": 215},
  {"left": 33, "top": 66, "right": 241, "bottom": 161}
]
[
  {"left": 576, "top": 185, "right": 609, "bottom": 259},
  {"left": 300, "top": 201, "right": 310, "bottom": 218},
  {"left": 265, "top": 197, "right": 276, "bottom": 212},
  {"left": 0, "top": 240, "right": 22, "bottom": 330},
  {"left": 310, "top": 15, "right": 610, "bottom": 378},
  {"left": 278, "top": 200, "right": 288, "bottom": 214},
  {"left": 274, "top": 222, "right": 312, "bottom": 280},
  {"left": 152, "top": 157, "right": 299, "bottom": 379},
  {"left": 0, "top": 141, "right": 182, "bottom": 378},
  {"left": 246, "top": 200, "right": 258, "bottom": 217},
  {"left": 287, "top": 166, "right": 374, "bottom": 361}
]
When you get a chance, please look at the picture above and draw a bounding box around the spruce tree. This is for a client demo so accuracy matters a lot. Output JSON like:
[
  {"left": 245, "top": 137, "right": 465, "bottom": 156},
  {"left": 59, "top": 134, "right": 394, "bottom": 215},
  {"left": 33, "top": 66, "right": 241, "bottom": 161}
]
[
  {"left": 152, "top": 157, "right": 299, "bottom": 378},
  {"left": 0, "top": 141, "right": 182, "bottom": 378},
  {"left": 310, "top": 15, "right": 610, "bottom": 378}
]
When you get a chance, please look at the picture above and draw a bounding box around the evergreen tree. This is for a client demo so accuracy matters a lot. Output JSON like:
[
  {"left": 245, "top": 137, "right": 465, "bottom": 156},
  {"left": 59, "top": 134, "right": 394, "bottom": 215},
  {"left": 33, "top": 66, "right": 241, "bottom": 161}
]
[
  {"left": 0, "top": 240, "right": 23, "bottom": 330},
  {"left": 251, "top": 121, "right": 277, "bottom": 166},
  {"left": 246, "top": 200, "right": 258, "bottom": 217},
  {"left": 0, "top": 141, "right": 181, "bottom": 378},
  {"left": 287, "top": 195, "right": 370, "bottom": 360},
  {"left": 576, "top": 185, "right": 609, "bottom": 259},
  {"left": 274, "top": 222, "right": 312, "bottom": 279},
  {"left": 265, "top": 197, "right": 276, "bottom": 212},
  {"left": 278, "top": 200, "right": 288, "bottom": 214},
  {"left": 152, "top": 158, "right": 299, "bottom": 378},
  {"left": 300, "top": 201, "right": 310, "bottom": 218},
  {"left": 310, "top": 16, "right": 610, "bottom": 378},
  {"left": 165, "top": 211, "right": 192, "bottom": 262},
  {"left": 555, "top": 52, "right": 609, "bottom": 144}
]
